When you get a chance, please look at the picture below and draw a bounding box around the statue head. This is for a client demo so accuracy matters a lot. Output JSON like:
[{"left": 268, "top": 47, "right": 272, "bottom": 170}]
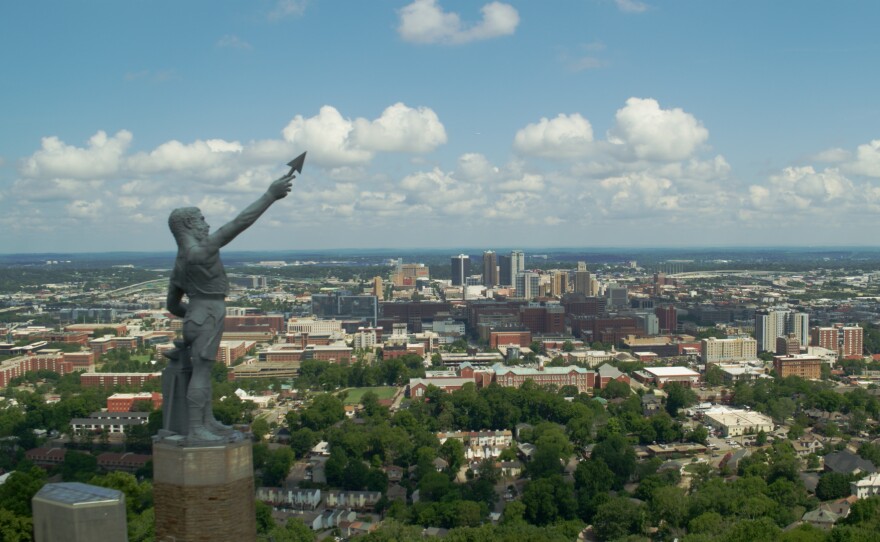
[{"left": 168, "top": 207, "right": 209, "bottom": 243}]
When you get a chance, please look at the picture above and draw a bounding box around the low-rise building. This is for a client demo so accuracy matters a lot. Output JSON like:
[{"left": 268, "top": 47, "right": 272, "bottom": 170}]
[
  {"left": 851, "top": 472, "right": 880, "bottom": 499},
  {"left": 493, "top": 363, "right": 595, "bottom": 393},
  {"left": 703, "top": 406, "right": 774, "bottom": 437},
  {"left": 80, "top": 372, "right": 160, "bottom": 388},
  {"left": 436, "top": 430, "right": 513, "bottom": 460},
  {"left": 106, "top": 392, "right": 162, "bottom": 412},
  {"left": 774, "top": 354, "right": 823, "bottom": 380},
  {"left": 324, "top": 491, "right": 382, "bottom": 510},
  {"left": 70, "top": 411, "right": 150, "bottom": 435},
  {"left": 642, "top": 366, "right": 701, "bottom": 388}
]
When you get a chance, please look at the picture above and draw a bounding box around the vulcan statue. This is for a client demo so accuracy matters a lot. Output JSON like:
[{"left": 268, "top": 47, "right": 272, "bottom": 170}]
[{"left": 163, "top": 154, "right": 305, "bottom": 442}]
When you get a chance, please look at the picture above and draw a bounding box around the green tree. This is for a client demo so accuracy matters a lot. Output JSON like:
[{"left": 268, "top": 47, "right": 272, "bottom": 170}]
[
  {"left": 664, "top": 382, "right": 698, "bottom": 417},
  {"left": 61, "top": 450, "right": 98, "bottom": 483},
  {"left": 521, "top": 475, "right": 576, "bottom": 525},
  {"left": 591, "top": 433, "right": 636, "bottom": 488},
  {"left": 816, "top": 472, "right": 854, "bottom": 501},
  {"left": 439, "top": 438, "right": 466, "bottom": 474},
  {"left": 593, "top": 497, "right": 647, "bottom": 541},
  {"left": 0, "top": 508, "right": 33, "bottom": 542},
  {"left": 255, "top": 501, "right": 275, "bottom": 534},
  {"left": 261, "top": 517, "right": 316, "bottom": 542},
  {"left": 250, "top": 417, "right": 270, "bottom": 441},
  {"left": 299, "top": 393, "right": 345, "bottom": 431},
  {"left": 650, "top": 486, "right": 689, "bottom": 528},
  {"left": 0, "top": 466, "right": 47, "bottom": 516},
  {"left": 288, "top": 427, "right": 319, "bottom": 458}
]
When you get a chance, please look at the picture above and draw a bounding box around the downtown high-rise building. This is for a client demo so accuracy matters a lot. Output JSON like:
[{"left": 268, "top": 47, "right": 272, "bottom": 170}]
[
  {"left": 482, "top": 250, "right": 499, "bottom": 288},
  {"left": 840, "top": 326, "right": 864, "bottom": 357},
  {"left": 574, "top": 261, "right": 591, "bottom": 295},
  {"left": 811, "top": 324, "right": 864, "bottom": 357},
  {"left": 515, "top": 272, "right": 540, "bottom": 300},
  {"left": 498, "top": 255, "right": 512, "bottom": 287},
  {"left": 511, "top": 250, "right": 525, "bottom": 286},
  {"left": 550, "top": 270, "right": 568, "bottom": 297},
  {"left": 755, "top": 308, "right": 809, "bottom": 353},
  {"left": 450, "top": 254, "right": 470, "bottom": 286}
]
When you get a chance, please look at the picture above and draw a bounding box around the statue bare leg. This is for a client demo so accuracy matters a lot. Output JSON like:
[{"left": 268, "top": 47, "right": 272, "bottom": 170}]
[{"left": 184, "top": 306, "right": 225, "bottom": 442}]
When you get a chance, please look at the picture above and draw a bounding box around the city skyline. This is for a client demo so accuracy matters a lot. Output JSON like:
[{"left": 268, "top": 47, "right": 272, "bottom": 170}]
[{"left": 3, "top": 1, "right": 880, "bottom": 253}]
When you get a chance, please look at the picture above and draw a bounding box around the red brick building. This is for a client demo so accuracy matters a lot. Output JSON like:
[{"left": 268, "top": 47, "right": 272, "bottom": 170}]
[
  {"left": 383, "top": 343, "right": 426, "bottom": 359},
  {"left": 519, "top": 304, "right": 565, "bottom": 335},
  {"left": 655, "top": 306, "right": 677, "bottom": 334},
  {"left": 0, "top": 353, "right": 77, "bottom": 387},
  {"left": 774, "top": 354, "right": 822, "bottom": 380},
  {"left": 97, "top": 452, "right": 151, "bottom": 473},
  {"left": 489, "top": 329, "right": 532, "bottom": 348},
  {"left": 25, "top": 447, "right": 67, "bottom": 468},
  {"left": 107, "top": 392, "right": 163, "bottom": 412},
  {"left": 63, "top": 350, "right": 96, "bottom": 368},
  {"left": 64, "top": 323, "right": 128, "bottom": 336},
  {"left": 224, "top": 315, "right": 285, "bottom": 335}
]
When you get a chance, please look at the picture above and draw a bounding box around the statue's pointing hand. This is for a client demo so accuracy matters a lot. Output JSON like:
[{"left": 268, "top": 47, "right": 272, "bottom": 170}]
[{"left": 268, "top": 175, "right": 293, "bottom": 200}]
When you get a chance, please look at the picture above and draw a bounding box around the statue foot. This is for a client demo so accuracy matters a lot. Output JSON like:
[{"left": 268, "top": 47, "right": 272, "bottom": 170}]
[
  {"left": 205, "top": 417, "right": 234, "bottom": 433},
  {"left": 188, "top": 425, "right": 225, "bottom": 442}
]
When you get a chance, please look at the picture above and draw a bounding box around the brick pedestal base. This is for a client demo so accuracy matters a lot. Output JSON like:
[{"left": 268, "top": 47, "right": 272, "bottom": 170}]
[{"left": 153, "top": 438, "right": 256, "bottom": 542}]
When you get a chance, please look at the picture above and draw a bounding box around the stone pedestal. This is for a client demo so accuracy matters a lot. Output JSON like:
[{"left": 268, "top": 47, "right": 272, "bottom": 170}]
[
  {"left": 153, "top": 438, "right": 256, "bottom": 542},
  {"left": 32, "top": 482, "right": 127, "bottom": 542}
]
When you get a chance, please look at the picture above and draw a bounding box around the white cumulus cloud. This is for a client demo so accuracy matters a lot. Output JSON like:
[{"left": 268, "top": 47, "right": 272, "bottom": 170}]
[
  {"left": 353, "top": 103, "right": 447, "bottom": 153},
  {"left": 21, "top": 130, "right": 132, "bottom": 179},
  {"left": 513, "top": 113, "right": 595, "bottom": 159},
  {"left": 609, "top": 98, "right": 709, "bottom": 161},
  {"left": 845, "top": 139, "right": 880, "bottom": 177},
  {"left": 283, "top": 104, "right": 446, "bottom": 167},
  {"left": 128, "top": 138, "right": 242, "bottom": 179},
  {"left": 398, "top": 0, "right": 519, "bottom": 44}
]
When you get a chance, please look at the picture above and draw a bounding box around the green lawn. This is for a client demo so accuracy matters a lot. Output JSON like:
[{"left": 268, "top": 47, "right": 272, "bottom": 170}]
[{"left": 340, "top": 386, "right": 398, "bottom": 405}]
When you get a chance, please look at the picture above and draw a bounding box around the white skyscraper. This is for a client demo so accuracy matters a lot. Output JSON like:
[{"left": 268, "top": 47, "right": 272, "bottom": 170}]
[
  {"left": 755, "top": 308, "right": 809, "bottom": 353},
  {"left": 515, "top": 272, "right": 540, "bottom": 300},
  {"left": 510, "top": 250, "right": 525, "bottom": 286}
]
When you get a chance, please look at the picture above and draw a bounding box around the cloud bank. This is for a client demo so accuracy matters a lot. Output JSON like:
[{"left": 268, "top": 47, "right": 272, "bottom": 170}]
[{"left": 7, "top": 97, "right": 880, "bottom": 251}]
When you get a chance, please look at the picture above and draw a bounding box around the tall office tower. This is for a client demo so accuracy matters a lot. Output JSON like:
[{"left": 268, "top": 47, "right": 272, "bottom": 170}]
[
  {"left": 372, "top": 276, "right": 384, "bottom": 298},
  {"left": 515, "top": 272, "right": 540, "bottom": 300},
  {"left": 755, "top": 308, "right": 806, "bottom": 353},
  {"left": 606, "top": 285, "right": 628, "bottom": 310},
  {"left": 655, "top": 305, "right": 677, "bottom": 334},
  {"left": 482, "top": 250, "right": 499, "bottom": 287},
  {"left": 653, "top": 272, "right": 666, "bottom": 296},
  {"left": 498, "top": 255, "right": 512, "bottom": 287},
  {"left": 450, "top": 254, "right": 470, "bottom": 286},
  {"left": 550, "top": 271, "right": 568, "bottom": 297},
  {"left": 787, "top": 312, "right": 809, "bottom": 347},
  {"left": 840, "top": 326, "right": 864, "bottom": 357},
  {"left": 755, "top": 309, "right": 787, "bottom": 353},
  {"left": 574, "top": 261, "right": 591, "bottom": 295},
  {"left": 511, "top": 250, "right": 525, "bottom": 286}
]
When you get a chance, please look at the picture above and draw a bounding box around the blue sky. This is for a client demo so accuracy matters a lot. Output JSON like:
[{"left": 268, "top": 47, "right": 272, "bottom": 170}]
[{"left": 2, "top": 0, "right": 880, "bottom": 253}]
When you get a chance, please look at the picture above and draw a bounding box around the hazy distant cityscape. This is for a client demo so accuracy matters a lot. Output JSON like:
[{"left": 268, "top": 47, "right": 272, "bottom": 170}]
[{"left": 1, "top": 247, "right": 880, "bottom": 540}]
